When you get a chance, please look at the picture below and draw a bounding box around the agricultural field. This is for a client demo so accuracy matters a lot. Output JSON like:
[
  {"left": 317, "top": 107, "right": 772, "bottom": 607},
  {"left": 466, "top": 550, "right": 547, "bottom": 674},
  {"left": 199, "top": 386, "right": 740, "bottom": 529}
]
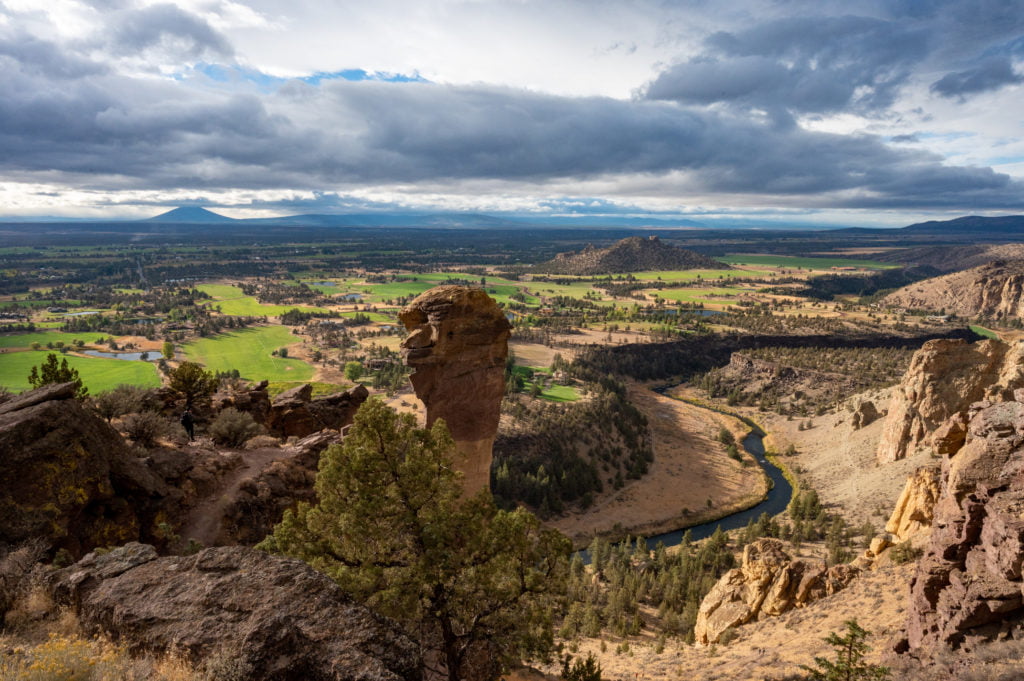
[
  {"left": 181, "top": 325, "right": 314, "bottom": 383},
  {"left": 719, "top": 254, "right": 897, "bottom": 270},
  {"left": 0, "top": 350, "right": 161, "bottom": 394},
  {"left": 196, "top": 284, "right": 331, "bottom": 317},
  {"left": 0, "top": 331, "right": 108, "bottom": 350}
]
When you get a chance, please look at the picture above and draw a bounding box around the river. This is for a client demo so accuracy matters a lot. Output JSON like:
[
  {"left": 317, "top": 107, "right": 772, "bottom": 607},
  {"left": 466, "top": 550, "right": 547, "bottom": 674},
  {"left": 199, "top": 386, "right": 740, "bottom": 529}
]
[{"left": 580, "top": 388, "right": 793, "bottom": 558}]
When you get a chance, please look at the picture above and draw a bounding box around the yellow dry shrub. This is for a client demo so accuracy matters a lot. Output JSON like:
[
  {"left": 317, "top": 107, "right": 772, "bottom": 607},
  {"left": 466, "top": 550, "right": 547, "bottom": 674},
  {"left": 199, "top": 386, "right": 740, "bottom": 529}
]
[{"left": 0, "top": 634, "right": 195, "bottom": 681}]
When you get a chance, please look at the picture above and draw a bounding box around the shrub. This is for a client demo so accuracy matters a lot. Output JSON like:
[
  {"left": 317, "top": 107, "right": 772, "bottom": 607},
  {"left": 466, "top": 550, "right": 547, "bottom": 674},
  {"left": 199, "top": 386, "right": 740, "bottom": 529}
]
[
  {"left": 562, "top": 653, "right": 602, "bottom": 681},
  {"left": 121, "top": 411, "right": 168, "bottom": 448},
  {"left": 93, "top": 385, "right": 159, "bottom": 423},
  {"left": 889, "top": 541, "right": 923, "bottom": 565},
  {"left": 208, "top": 408, "right": 262, "bottom": 448},
  {"left": 0, "top": 539, "right": 47, "bottom": 620}
]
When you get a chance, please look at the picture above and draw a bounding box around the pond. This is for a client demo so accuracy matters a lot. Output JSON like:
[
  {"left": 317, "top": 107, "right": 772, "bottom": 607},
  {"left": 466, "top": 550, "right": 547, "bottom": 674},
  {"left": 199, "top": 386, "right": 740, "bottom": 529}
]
[{"left": 83, "top": 350, "right": 161, "bottom": 362}]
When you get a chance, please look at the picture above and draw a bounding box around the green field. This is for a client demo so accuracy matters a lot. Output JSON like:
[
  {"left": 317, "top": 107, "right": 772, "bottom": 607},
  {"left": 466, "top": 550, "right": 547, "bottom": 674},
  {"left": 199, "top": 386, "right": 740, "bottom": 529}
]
[
  {"left": 653, "top": 286, "right": 746, "bottom": 305},
  {"left": 0, "top": 331, "right": 108, "bottom": 350},
  {"left": 970, "top": 325, "right": 1000, "bottom": 340},
  {"left": 182, "top": 326, "right": 314, "bottom": 383},
  {"left": 0, "top": 350, "right": 161, "bottom": 394},
  {"left": 632, "top": 268, "right": 774, "bottom": 282},
  {"left": 196, "top": 284, "right": 331, "bottom": 317},
  {"left": 720, "top": 254, "right": 896, "bottom": 270}
]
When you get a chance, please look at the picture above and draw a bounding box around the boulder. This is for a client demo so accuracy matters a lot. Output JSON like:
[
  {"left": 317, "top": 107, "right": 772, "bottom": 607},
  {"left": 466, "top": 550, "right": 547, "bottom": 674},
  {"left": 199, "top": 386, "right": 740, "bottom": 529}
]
[
  {"left": 0, "top": 383, "right": 168, "bottom": 557},
  {"left": 400, "top": 286, "right": 511, "bottom": 494},
  {"left": 852, "top": 400, "right": 880, "bottom": 429},
  {"left": 876, "top": 339, "right": 1024, "bottom": 464},
  {"left": 694, "top": 539, "right": 859, "bottom": 644},
  {"left": 50, "top": 543, "right": 421, "bottom": 681}
]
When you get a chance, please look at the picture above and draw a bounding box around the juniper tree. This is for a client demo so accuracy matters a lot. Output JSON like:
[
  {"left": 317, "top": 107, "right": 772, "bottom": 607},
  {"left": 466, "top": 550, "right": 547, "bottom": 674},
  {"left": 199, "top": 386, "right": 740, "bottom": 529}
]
[{"left": 261, "top": 398, "right": 570, "bottom": 681}]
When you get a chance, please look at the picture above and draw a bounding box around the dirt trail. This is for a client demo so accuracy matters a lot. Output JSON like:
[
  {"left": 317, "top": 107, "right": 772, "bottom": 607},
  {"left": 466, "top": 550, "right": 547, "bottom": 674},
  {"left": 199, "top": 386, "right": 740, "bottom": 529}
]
[{"left": 178, "top": 446, "right": 288, "bottom": 547}]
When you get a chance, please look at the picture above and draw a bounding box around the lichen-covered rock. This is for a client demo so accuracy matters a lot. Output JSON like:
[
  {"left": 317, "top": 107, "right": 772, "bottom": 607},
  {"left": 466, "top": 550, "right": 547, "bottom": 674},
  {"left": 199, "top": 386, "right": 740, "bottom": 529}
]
[
  {"left": 50, "top": 543, "right": 421, "bottom": 681},
  {"left": 876, "top": 339, "right": 1024, "bottom": 464},
  {"left": 886, "top": 466, "right": 942, "bottom": 542},
  {"left": 694, "top": 539, "right": 858, "bottom": 644},
  {"left": 400, "top": 286, "right": 511, "bottom": 494},
  {"left": 0, "top": 383, "right": 168, "bottom": 557},
  {"left": 903, "top": 399, "right": 1024, "bottom": 654}
]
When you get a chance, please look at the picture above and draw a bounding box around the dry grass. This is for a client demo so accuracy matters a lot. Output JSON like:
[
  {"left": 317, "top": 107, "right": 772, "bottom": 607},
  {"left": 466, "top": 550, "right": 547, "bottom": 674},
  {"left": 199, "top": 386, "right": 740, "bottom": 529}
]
[{"left": 549, "top": 562, "right": 915, "bottom": 681}]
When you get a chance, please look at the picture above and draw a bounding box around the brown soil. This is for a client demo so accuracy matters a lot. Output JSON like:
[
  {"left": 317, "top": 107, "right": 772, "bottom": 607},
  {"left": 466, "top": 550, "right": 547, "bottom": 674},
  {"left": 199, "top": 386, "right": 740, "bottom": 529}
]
[{"left": 549, "top": 385, "right": 767, "bottom": 546}]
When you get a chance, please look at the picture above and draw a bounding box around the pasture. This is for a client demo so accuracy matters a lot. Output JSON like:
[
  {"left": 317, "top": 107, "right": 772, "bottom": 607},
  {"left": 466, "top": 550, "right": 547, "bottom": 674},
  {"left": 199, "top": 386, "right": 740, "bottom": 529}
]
[
  {"left": 0, "top": 350, "right": 161, "bottom": 394},
  {"left": 182, "top": 325, "right": 314, "bottom": 383}
]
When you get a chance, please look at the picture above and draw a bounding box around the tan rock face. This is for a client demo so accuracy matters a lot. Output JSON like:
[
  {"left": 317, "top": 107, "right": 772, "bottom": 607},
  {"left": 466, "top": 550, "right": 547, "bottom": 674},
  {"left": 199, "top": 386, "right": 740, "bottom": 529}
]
[
  {"left": 903, "top": 398, "right": 1024, "bottom": 654},
  {"left": 852, "top": 400, "right": 881, "bottom": 430},
  {"left": 886, "top": 466, "right": 942, "bottom": 542},
  {"left": 876, "top": 339, "right": 1024, "bottom": 464},
  {"left": 400, "top": 286, "right": 511, "bottom": 495},
  {"left": 694, "top": 539, "right": 859, "bottom": 644}
]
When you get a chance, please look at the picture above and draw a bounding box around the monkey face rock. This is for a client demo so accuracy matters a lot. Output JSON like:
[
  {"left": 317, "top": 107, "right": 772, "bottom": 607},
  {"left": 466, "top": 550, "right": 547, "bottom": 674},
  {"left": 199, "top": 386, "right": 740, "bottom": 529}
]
[{"left": 400, "top": 286, "right": 511, "bottom": 495}]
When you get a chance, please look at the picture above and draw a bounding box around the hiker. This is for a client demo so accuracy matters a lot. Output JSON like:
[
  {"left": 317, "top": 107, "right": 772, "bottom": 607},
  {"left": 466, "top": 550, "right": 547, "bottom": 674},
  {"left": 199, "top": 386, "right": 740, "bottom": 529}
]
[{"left": 180, "top": 408, "right": 195, "bottom": 441}]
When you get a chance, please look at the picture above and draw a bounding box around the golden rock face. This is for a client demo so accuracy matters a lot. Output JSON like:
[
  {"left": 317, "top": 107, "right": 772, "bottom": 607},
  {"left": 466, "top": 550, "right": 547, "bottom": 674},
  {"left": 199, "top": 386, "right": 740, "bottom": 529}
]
[{"left": 400, "top": 286, "right": 511, "bottom": 495}]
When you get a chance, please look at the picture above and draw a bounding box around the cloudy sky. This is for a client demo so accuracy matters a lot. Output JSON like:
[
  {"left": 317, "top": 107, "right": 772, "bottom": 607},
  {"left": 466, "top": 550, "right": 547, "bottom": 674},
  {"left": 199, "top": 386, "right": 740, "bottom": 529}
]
[{"left": 1, "top": 0, "right": 1022, "bottom": 226}]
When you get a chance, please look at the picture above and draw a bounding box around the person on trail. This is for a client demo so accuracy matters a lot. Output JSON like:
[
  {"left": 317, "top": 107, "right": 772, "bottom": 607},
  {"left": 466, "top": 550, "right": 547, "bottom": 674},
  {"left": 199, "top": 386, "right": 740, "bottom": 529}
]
[{"left": 180, "top": 408, "right": 195, "bottom": 441}]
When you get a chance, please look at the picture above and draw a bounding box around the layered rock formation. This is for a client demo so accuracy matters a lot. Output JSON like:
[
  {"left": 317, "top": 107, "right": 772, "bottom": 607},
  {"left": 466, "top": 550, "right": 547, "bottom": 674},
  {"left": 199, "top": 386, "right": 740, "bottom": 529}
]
[
  {"left": 400, "top": 286, "right": 511, "bottom": 494},
  {"left": 884, "top": 260, "right": 1024, "bottom": 318},
  {"left": 50, "top": 543, "right": 420, "bottom": 681},
  {"left": 876, "top": 339, "right": 1024, "bottom": 463},
  {"left": 902, "top": 397, "right": 1024, "bottom": 654},
  {"left": 694, "top": 539, "right": 859, "bottom": 644},
  {"left": 0, "top": 383, "right": 169, "bottom": 556}
]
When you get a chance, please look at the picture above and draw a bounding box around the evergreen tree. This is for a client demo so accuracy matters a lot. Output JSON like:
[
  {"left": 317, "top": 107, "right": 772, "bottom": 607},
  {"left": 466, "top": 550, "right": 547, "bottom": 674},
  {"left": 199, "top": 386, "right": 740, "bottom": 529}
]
[
  {"left": 801, "top": 620, "right": 891, "bottom": 681},
  {"left": 167, "top": 361, "right": 218, "bottom": 406},
  {"left": 262, "top": 398, "right": 570, "bottom": 681},
  {"left": 27, "top": 352, "right": 87, "bottom": 398}
]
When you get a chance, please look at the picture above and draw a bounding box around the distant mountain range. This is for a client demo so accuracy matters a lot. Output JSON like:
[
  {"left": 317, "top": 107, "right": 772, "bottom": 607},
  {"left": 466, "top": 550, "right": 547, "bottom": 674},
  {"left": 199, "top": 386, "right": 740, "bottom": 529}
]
[{"left": 144, "top": 206, "right": 708, "bottom": 229}]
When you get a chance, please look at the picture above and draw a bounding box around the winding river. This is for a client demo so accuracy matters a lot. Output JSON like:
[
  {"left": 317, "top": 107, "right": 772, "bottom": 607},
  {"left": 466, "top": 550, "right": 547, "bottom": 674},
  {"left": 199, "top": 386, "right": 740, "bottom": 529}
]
[{"left": 581, "top": 389, "right": 793, "bottom": 557}]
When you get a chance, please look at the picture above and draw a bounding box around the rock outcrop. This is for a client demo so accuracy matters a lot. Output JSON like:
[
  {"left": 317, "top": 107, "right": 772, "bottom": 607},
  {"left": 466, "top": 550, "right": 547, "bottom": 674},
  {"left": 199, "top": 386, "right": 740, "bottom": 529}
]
[
  {"left": 852, "top": 400, "right": 881, "bottom": 429},
  {"left": 885, "top": 466, "right": 941, "bottom": 542},
  {"left": 0, "top": 383, "right": 169, "bottom": 557},
  {"left": 902, "top": 397, "right": 1024, "bottom": 654},
  {"left": 883, "top": 260, "right": 1024, "bottom": 318},
  {"left": 694, "top": 539, "right": 859, "bottom": 644},
  {"left": 266, "top": 383, "right": 369, "bottom": 438},
  {"left": 400, "top": 286, "right": 511, "bottom": 494},
  {"left": 215, "top": 381, "right": 368, "bottom": 439},
  {"left": 50, "top": 543, "right": 421, "bottom": 681},
  {"left": 876, "top": 339, "right": 1024, "bottom": 463}
]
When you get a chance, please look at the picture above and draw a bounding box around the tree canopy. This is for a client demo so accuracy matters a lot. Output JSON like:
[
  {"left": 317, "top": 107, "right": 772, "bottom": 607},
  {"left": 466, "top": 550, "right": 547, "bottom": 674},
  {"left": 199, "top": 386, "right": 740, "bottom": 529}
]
[
  {"left": 261, "top": 398, "right": 570, "bottom": 681},
  {"left": 167, "top": 361, "right": 218, "bottom": 406}
]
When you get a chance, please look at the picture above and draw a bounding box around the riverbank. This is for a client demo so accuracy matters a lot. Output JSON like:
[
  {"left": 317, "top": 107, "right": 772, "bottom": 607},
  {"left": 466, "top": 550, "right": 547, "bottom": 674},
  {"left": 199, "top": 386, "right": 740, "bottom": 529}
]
[{"left": 550, "top": 383, "right": 769, "bottom": 548}]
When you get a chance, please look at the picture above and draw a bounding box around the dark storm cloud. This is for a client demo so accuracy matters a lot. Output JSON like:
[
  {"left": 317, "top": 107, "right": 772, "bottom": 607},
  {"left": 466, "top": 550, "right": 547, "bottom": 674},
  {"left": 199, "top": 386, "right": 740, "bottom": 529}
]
[
  {"left": 931, "top": 57, "right": 1023, "bottom": 97},
  {"left": 646, "top": 15, "right": 928, "bottom": 113},
  {"left": 647, "top": 1, "right": 1024, "bottom": 111},
  {"left": 109, "top": 3, "right": 233, "bottom": 58},
  {"left": 2, "top": 51, "right": 1023, "bottom": 212}
]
